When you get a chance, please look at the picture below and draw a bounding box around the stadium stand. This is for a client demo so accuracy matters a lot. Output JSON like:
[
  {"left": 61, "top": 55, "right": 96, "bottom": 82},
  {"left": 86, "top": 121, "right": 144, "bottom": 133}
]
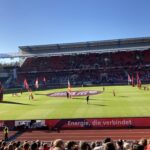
[
  {"left": 17, "top": 49, "right": 150, "bottom": 88},
  {"left": 1, "top": 37, "right": 150, "bottom": 88}
]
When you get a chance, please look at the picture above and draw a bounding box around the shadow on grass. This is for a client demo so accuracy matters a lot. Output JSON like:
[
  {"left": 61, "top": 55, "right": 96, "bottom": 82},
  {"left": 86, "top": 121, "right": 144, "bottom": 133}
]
[
  {"left": 73, "top": 97, "right": 99, "bottom": 100},
  {"left": 89, "top": 99, "right": 110, "bottom": 101},
  {"left": 88, "top": 103, "right": 107, "bottom": 107},
  {"left": 72, "top": 97, "right": 84, "bottom": 100},
  {"left": 35, "top": 93, "right": 47, "bottom": 96},
  {"left": 0, "top": 101, "right": 32, "bottom": 105},
  {"left": 118, "top": 96, "right": 129, "bottom": 98}
]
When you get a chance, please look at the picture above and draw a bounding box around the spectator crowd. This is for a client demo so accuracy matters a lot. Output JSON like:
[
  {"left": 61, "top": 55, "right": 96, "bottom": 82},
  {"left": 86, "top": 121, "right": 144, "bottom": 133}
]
[{"left": 0, "top": 138, "right": 149, "bottom": 150}]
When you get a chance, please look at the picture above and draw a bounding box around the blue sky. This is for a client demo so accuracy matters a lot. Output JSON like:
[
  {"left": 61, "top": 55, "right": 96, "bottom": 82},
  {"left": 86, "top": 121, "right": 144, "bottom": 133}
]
[{"left": 0, "top": 0, "right": 150, "bottom": 53}]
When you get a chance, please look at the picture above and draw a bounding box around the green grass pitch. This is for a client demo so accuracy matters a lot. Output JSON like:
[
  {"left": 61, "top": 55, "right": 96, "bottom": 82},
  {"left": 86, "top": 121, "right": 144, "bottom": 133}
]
[{"left": 0, "top": 85, "right": 150, "bottom": 120}]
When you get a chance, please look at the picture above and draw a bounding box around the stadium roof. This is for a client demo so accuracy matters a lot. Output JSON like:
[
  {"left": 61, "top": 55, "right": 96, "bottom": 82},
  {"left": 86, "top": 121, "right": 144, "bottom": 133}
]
[
  {"left": 19, "top": 37, "right": 150, "bottom": 55},
  {"left": 1, "top": 37, "right": 150, "bottom": 58}
]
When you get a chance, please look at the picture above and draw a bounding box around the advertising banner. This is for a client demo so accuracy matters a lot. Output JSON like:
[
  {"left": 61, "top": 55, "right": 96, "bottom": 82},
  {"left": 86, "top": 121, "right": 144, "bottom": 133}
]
[{"left": 45, "top": 117, "right": 150, "bottom": 129}]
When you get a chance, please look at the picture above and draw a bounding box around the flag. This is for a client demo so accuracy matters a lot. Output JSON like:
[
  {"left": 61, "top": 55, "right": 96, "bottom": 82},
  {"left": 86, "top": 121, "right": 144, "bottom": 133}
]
[
  {"left": 136, "top": 72, "right": 142, "bottom": 88},
  {"left": 24, "top": 79, "right": 29, "bottom": 90},
  {"left": 43, "top": 77, "right": 46, "bottom": 84},
  {"left": 128, "top": 74, "right": 132, "bottom": 84},
  {"left": 138, "top": 79, "right": 142, "bottom": 88},
  {"left": 35, "top": 78, "right": 39, "bottom": 89},
  {"left": 68, "top": 79, "right": 71, "bottom": 92},
  {"left": 132, "top": 75, "right": 134, "bottom": 87},
  {"left": 136, "top": 72, "right": 139, "bottom": 85}
]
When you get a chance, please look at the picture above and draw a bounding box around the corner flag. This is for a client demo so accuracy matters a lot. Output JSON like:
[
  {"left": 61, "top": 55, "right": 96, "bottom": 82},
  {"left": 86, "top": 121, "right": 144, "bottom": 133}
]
[{"left": 24, "top": 79, "right": 29, "bottom": 90}]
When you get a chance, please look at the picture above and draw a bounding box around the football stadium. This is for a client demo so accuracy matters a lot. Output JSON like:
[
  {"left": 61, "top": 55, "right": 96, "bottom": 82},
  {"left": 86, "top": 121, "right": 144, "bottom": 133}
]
[
  {"left": 1, "top": 37, "right": 150, "bottom": 143},
  {"left": 1, "top": 37, "right": 150, "bottom": 119},
  {"left": 1, "top": 0, "right": 150, "bottom": 149}
]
